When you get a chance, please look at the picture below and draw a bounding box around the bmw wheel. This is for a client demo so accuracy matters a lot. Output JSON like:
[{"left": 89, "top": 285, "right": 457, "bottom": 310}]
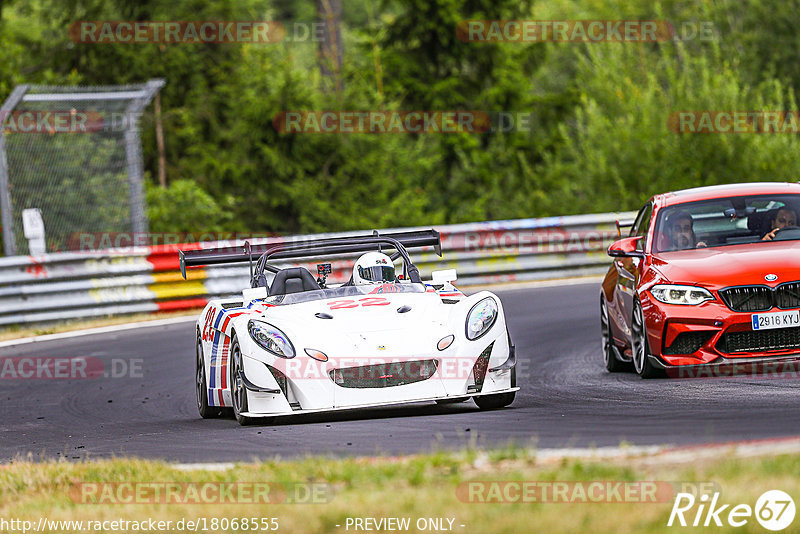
[{"left": 631, "top": 299, "right": 662, "bottom": 378}]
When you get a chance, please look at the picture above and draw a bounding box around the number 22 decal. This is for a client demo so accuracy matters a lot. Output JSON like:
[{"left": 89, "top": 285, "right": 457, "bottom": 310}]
[
  {"left": 328, "top": 297, "right": 390, "bottom": 309},
  {"left": 201, "top": 307, "right": 216, "bottom": 341}
]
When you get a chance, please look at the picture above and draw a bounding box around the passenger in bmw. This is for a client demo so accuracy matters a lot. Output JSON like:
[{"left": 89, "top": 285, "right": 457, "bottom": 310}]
[{"left": 762, "top": 206, "right": 798, "bottom": 241}]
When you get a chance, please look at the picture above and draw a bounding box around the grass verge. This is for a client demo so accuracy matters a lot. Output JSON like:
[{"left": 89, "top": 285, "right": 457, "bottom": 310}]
[{"left": 2, "top": 447, "right": 798, "bottom": 533}]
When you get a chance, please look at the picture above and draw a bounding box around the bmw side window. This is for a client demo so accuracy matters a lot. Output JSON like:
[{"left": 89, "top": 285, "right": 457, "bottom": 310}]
[
  {"left": 630, "top": 203, "right": 653, "bottom": 249},
  {"left": 629, "top": 207, "right": 644, "bottom": 236}
]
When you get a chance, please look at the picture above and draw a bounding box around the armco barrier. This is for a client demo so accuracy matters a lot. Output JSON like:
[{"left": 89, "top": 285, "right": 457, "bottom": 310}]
[{"left": 0, "top": 212, "right": 635, "bottom": 326}]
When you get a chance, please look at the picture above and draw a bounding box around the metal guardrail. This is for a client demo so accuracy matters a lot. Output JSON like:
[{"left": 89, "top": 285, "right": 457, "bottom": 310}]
[{"left": 0, "top": 212, "right": 635, "bottom": 326}]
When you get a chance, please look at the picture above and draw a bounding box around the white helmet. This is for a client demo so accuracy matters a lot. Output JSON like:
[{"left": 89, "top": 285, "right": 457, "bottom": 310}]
[{"left": 353, "top": 252, "right": 395, "bottom": 285}]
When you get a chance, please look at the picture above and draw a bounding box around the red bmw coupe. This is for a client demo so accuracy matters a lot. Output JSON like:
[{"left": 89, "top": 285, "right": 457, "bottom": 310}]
[{"left": 601, "top": 182, "right": 800, "bottom": 377}]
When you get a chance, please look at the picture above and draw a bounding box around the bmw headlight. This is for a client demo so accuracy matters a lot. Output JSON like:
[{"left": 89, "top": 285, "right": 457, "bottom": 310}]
[
  {"left": 248, "top": 320, "right": 295, "bottom": 358},
  {"left": 466, "top": 297, "right": 498, "bottom": 340},
  {"left": 650, "top": 285, "right": 714, "bottom": 305}
]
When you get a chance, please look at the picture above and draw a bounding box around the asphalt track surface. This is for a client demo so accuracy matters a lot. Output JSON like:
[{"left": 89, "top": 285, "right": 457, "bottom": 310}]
[{"left": 2, "top": 282, "right": 799, "bottom": 462}]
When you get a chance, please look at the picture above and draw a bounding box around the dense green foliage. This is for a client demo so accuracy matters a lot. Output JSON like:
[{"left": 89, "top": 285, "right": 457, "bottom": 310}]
[{"left": 1, "top": 0, "right": 799, "bottom": 236}]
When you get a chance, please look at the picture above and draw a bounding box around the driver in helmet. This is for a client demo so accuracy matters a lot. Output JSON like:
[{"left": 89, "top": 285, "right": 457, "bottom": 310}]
[
  {"left": 762, "top": 207, "right": 798, "bottom": 241},
  {"left": 352, "top": 252, "right": 396, "bottom": 285}
]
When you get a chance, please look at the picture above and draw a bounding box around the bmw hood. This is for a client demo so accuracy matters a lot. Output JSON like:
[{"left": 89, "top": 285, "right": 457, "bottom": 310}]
[{"left": 653, "top": 240, "right": 800, "bottom": 288}]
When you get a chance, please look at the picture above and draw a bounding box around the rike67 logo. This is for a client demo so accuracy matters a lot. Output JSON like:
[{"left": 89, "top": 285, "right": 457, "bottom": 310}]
[{"left": 668, "top": 490, "right": 795, "bottom": 531}]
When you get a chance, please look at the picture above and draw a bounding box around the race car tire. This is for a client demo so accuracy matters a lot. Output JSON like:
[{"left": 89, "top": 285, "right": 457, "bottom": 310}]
[
  {"left": 474, "top": 391, "right": 515, "bottom": 410},
  {"left": 631, "top": 299, "right": 663, "bottom": 379},
  {"left": 601, "top": 295, "right": 630, "bottom": 373},
  {"left": 230, "top": 335, "right": 255, "bottom": 426},
  {"left": 435, "top": 397, "right": 470, "bottom": 404},
  {"left": 196, "top": 330, "right": 223, "bottom": 418},
  {"left": 473, "top": 358, "right": 517, "bottom": 409}
]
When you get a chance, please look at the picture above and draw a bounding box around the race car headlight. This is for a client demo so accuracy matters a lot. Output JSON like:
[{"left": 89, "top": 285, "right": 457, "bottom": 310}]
[
  {"left": 466, "top": 297, "right": 498, "bottom": 340},
  {"left": 248, "top": 320, "right": 295, "bottom": 358},
  {"left": 650, "top": 285, "right": 714, "bottom": 305}
]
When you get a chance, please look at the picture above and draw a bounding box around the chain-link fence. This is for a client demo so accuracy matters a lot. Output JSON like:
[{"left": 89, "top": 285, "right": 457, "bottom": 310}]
[{"left": 0, "top": 80, "right": 164, "bottom": 256}]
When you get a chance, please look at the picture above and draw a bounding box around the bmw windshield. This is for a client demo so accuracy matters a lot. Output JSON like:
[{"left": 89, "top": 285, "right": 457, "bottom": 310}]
[{"left": 652, "top": 194, "right": 800, "bottom": 253}]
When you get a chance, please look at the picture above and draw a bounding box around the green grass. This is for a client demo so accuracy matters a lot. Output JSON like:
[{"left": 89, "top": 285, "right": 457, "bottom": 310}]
[{"left": 2, "top": 448, "right": 799, "bottom": 533}]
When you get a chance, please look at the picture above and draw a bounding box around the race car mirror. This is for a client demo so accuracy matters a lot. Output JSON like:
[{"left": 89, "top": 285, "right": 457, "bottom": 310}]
[
  {"left": 607, "top": 236, "right": 645, "bottom": 258},
  {"left": 432, "top": 269, "right": 457, "bottom": 284}
]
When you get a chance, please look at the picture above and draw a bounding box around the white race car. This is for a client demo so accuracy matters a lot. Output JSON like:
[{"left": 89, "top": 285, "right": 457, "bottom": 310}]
[{"left": 181, "top": 231, "right": 518, "bottom": 425}]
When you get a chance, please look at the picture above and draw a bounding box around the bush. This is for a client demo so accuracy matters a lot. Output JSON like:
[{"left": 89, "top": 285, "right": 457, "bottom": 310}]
[{"left": 146, "top": 179, "right": 238, "bottom": 234}]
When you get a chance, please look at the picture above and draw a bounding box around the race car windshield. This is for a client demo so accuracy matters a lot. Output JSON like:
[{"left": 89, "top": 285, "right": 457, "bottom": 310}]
[
  {"left": 652, "top": 194, "right": 800, "bottom": 253},
  {"left": 358, "top": 265, "right": 395, "bottom": 282},
  {"left": 264, "top": 283, "right": 425, "bottom": 305}
]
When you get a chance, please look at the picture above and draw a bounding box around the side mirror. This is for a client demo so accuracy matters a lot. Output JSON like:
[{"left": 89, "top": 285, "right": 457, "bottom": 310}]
[
  {"left": 432, "top": 269, "right": 457, "bottom": 284},
  {"left": 607, "top": 236, "right": 645, "bottom": 258}
]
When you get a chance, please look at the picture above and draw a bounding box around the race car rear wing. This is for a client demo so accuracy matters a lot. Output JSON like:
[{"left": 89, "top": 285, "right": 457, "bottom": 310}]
[{"left": 179, "top": 229, "right": 442, "bottom": 279}]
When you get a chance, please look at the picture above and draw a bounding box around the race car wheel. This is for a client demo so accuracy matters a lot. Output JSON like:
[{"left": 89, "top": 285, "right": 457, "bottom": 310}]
[
  {"left": 601, "top": 295, "right": 629, "bottom": 373},
  {"left": 474, "top": 391, "right": 515, "bottom": 410},
  {"left": 196, "top": 331, "right": 222, "bottom": 418},
  {"left": 631, "top": 299, "right": 662, "bottom": 379},
  {"left": 230, "top": 335, "right": 254, "bottom": 426}
]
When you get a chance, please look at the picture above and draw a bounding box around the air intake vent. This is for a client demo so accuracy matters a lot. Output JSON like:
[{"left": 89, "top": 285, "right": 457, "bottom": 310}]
[
  {"left": 717, "top": 326, "right": 800, "bottom": 353},
  {"left": 329, "top": 359, "right": 439, "bottom": 388},
  {"left": 663, "top": 331, "right": 712, "bottom": 355}
]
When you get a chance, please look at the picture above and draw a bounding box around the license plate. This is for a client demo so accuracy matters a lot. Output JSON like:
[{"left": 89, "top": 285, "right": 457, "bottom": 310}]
[{"left": 751, "top": 310, "right": 800, "bottom": 330}]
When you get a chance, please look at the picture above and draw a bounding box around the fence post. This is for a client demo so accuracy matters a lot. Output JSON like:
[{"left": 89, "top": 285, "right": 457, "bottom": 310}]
[
  {"left": 125, "top": 79, "right": 165, "bottom": 237},
  {"left": 0, "top": 84, "right": 30, "bottom": 257}
]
